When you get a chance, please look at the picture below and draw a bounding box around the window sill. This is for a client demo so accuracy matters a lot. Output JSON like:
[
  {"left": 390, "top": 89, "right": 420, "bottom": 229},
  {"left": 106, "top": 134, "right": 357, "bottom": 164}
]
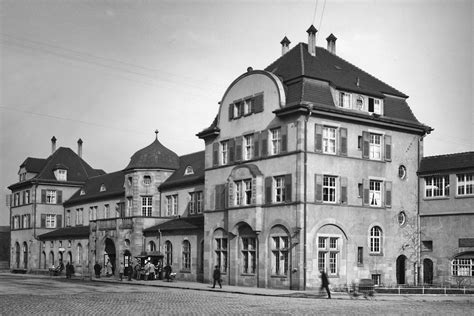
[
  {"left": 423, "top": 197, "right": 450, "bottom": 201},
  {"left": 240, "top": 273, "right": 256, "bottom": 276},
  {"left": 369, "top": 253, "right": 384, "bottom": 256},
  {"left": 270, "top": 275, "right": 288, "bottom": 278},
  {"left": 179, "top": 270, "right": 191, "bottom": 274},
  {"left": 454, "top": 195, "right": 474, "bottom": 199}
]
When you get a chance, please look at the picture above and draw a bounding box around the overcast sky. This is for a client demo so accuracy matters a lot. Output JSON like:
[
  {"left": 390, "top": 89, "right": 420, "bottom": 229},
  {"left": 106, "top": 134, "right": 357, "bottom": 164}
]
[{"left": 1, "top": 0, "right": 473, "bottom": 226}]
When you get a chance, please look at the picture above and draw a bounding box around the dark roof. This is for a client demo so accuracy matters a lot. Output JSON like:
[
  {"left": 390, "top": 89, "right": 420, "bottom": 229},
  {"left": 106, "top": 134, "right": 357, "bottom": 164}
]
[
  {"left": 418, "top": 152, "right": 474, "bottom": 175},
  {"left": 125, "top": 138, "right": 179, "bottom": 171},
  {"left": 143, "top": 216, "right": 204, "bottom": 233},
  {"left": 197, "top": 115, "right": 219, "bottom": 139},
  {"left": 38, "top": 226, "right": 90, "bottom": 240},
  {"left": 20, "top": 157, "right": 46, "bottom": 173},
  {"left": 159, "top": 151, "right": 205, "bottom": 190},
  {"left": 64, "top": 170, "right": 125, "bottom": 206}
]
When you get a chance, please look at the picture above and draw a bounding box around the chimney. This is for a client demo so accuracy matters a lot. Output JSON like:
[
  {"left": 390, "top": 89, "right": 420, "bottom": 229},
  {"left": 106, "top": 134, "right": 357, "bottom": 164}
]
[
  {"left": 77, "top": 138, "right": 83, "bottom": 158},
  {"left": 326, "top": 33, "right": 337, "bottom": 54},
  {"left": 280, "top": 36, "right": 291, "bottom": 55},
  {"left": 306, "top": 25, "right": 317, "bottom": 56},
  {"left": 51, "top": 136, "right": 57, "bottom": 154}
]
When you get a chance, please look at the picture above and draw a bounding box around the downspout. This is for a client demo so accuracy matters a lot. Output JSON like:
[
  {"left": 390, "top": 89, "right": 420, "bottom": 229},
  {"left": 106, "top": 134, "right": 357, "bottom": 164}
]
[
  {"left": 303, "top": 105, "right": 312, "bottom": 290},
  {"left": 416, "top": 134, "right": 426, "bottom": 286}
]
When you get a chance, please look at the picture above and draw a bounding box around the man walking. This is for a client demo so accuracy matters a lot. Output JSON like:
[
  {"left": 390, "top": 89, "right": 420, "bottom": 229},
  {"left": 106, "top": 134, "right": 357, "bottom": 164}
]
[
  {"left": 212, "top": 265, "right": 222, "bottom": 289},
  {"left": 320, "top": 270, "right": 331, "bottom": 299}
]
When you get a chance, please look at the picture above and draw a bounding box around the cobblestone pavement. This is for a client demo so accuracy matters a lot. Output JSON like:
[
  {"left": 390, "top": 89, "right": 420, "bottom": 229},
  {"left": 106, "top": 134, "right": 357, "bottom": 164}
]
[{"left": 0, "top": 274, "right": 472, "bottom": 315}]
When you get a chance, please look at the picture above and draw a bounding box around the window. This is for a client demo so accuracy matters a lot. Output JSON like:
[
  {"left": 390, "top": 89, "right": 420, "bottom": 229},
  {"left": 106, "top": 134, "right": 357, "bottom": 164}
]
[
  {"left": 452, "top": 258, "right": 474, "bottom": 277},
  {"left": 369, "top": 226, "right": 382, "bottom": 254},
  {"left": 89, "top": 206, "right": 97, "bottom": 221},
  {"left": 233, "top": 101, "right": 243, "bottom": 118},
  {"left": 397, "top": 211, "right": 407, "bottom": 226},
  {"left": 127, "top": 177, "right": 133, "bottom": 186},
  {"left": 68, "top": 240, "right": 72, "bottom": 248},
  {"left": 46, "top": 214, "right": 57, "bottom": 228},
  {"left": 100, "top": 184, "right": 106, "bottom": 192},
  {"left": 22, "top": 214, "right": 30, "bottom": 229},
  {"left": 368, "top": 98, "right": 381, "bottom": 114},
  {"left": 25, "top": 190, "right": 30, "bottom": 204},
  {"left": 369, "top": 134, "right": 382, "bottom": 160},
  {"left": 12, "top": 216, "right": 19, "bottom": 229},
  {"left": 14, "top": 192, "right": 20, "bottom": 206},
  {"left": 323, "top": 175, "right": 337, "bottom": 203},
  {"left": 243, "top": 98, "right": 253, "bottom": 115},
  {"left": 244, "top": 134, "right": 254, "bottom": 160},
  {"left": 104, "top": 204, "right": 109, "bottom": 219},
  {"left": 339, "top": 91, "right": 351, "bottom": 109},
  {"left": 421, "top": 240, "right": 433, "bottom": 252},
  {"left": 357, "top": 247, "right": 363, "bottom": 265},
  {"left": 270, "top": 128, "right": 281, "bottom": 155},
  {"left": 369, "top": 180, "right": 382, "bottom": 206},
  {"left": 271, "top": 236, "right": 289, "bottom": 276},
  {"left": 143, "top": 176, "right": 152, "bottom": 185},
  {"left": 215, "top": 237, "right": 228, "bottom": 273},
  {"left": 46, "top": 190, "right": 57, "bottom": 204},
  {"left": 274, "top": 176, "right": 285, "bottom": 203},
  {"left": 318, "top": 236, "right": 340, "bottom": 275},
  {"left": 166, "top": 195, "right": 178, "bottom": 216},
  {"left": 457, "top": 173, "right": 473, "bottom": 196},
  {"left": 165, "top": 241, "right": 172, "bottom": 266},
  {"left": 77, "top": 208, "right": 84, "bottom": 225},
  {"left": 234, "top": 179, "right": 252, "bottom": 206},
  {"left": 54, "top": 169, "right": 67, "bottom": 181},
  {"left": 182, "top": 240, "right": 191, "bottom": 271},
  {"left": 398, "top": 165, "right": 407, "bottom": 180},
  {"left": 80, "top": 189, "right": 85, "bottom": 195},
  {"left": 184, "top": 166, "right": 194, "bottom": 175},
  {"left": 425, "top": 175, "right": 450, "bottom": 198},
  {"left": 371, "top": 274, "right": 381, "bottom": 286},
  {"left": 148, "top": 241, "right": 156, "bottom": 252},
  {"left": 323, "top": 126, "right": 337, "bottom": 154},
  {"left": 66, "top": 210, "right": 71, "bottom": 227},
  {"left": 126, "top": 197, "right": 133, "bottom": 217},
  {"left": 241, "top": 237, "right": 256, "bottom": 274},
  {"left": 141, "top": 196, "right": 152, "bottom": 216},
  {"left": 189, "top": 191, "right": 203, "bottom": 214},
  {"left": 221, "top": 141, "right": 229, "bottom": 164}
]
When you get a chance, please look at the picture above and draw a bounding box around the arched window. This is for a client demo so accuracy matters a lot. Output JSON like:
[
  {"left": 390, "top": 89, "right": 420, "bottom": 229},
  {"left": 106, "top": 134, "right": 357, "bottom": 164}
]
[
  {"left": 100, "top": 184, "right": 106, "bottom": 192},
  {"left": 239, "top": 225, "right": 257, "bottom": 274},
  {"left": 15, "top": 242, "right": 20, "bottom": 269},
  {"left": 184, "top": 166, "right": 194, "bottom": 175},
  {"left": 165, "top": 241, "right": 172, "bottom": 266},
  {"left": 269, "top": 226, "right": 290, "bottom": 276},
  {"left": 451, "top": 252, "right": 474, "bottom": 277},
  {"left": 67, "top": 251, "right": 72, "bottom": 263},
  {"left": 42, "top": 251, "right": 47, "bottom": 269},
  {"left": 148, "top": 241, "right": 156, "bottom": 252},
  {"left": 77, "top": 244, "right": 83, "bottom": 265},
  {"left": 22, "top": 242, "right": 28, "bottom": 269},
  {"left": 369, "top": 226, "right": 382, "bottom": 254},
  {"left": 49, "top": 251, "right": 55, "bottom": 267},
  {"left": 182, "top": 240, "right": 191, "bottom": 271},
  {"left": 214, "top": 229, "right": 228, "bottom": 273}
]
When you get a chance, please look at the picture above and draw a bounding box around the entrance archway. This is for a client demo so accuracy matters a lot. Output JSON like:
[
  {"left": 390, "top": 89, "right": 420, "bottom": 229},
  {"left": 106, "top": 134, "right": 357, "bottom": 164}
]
[
  {"left": 104, "top": 238, "right": 116, "bottom": 275},
  {"left": 396, "top": 255, "right": 407, "bottom": 284},
  {"left": 423, "top": 258, "right": 433, "bottom": 284},
  {"left": 22, "top": 242, "right": 28, "bottom": 269},
  {"left": 15, "top": 242, "right": 20, "bottom": 268}
]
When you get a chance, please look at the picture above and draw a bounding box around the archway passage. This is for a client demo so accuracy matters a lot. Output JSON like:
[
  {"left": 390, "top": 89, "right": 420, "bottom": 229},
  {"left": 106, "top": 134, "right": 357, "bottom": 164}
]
[
  {"left": 15, "top": 242, "right": 20, "bottom": 269},
  {"left": 104, "top": 238, "right": 116, "bottom": 275},
  {"left": 396, "top": 255, "right": 407, "bottom": 284},
  {"left": 22, "top": 242, "right": 28, "bottom": 269},
  {"left": 423, "top": 258, "right": 433, "bottom": 284}
]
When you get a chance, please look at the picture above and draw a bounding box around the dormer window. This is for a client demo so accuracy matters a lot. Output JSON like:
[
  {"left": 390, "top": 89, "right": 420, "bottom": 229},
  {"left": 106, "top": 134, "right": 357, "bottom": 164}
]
[
  {"left": 339, "top": 92, "right": 351, "bottom": 109},
  {"left": 54, "top": 169, "right": 67, "bottom": 181},
  {"left": 80, "top": 189, "right": 86, "bottom": 195},
  {"left": 184, "top": 166, "right": 194, "bottom": 175},
  {"left": 143, "top": 175, "right": 152, "bottom": 185},
  {"left": 368, "top": 97, "right": 382, "bottom": 114},
  {"left": 100, "top": 184, "right": 106, "bottom": 192}
]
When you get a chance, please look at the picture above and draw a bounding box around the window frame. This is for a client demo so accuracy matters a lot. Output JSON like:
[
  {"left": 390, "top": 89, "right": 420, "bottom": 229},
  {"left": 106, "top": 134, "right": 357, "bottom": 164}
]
[
  {"left": 339, "top": 91, "right": 352, "bottom": 109},
  {"left": 274, "top": 176, "right": 285, "bottom": 203},
  {"left": 317, "top": 235, "right": 340, "bottom": 276},
  {"left": 221, "top": 141, "right": 229, "bottom": 165},
  {"left": 322, "top": 126, "right": 337, "bottom": 154},
  {"left": 45, "top": 214, "right": 57, "bottom": 229},
  {"left": 215, "top": 237, "right": 228, "bottom": 274},
  {"left": 243, "top": 134, "right": 254, "bottom": 160},
  {"left": 46, "top": 190, "right": 57, "bottom": 204},
  {"left": 369, "top": 133, "right": 382, "bottom": 160},
  {"left": 369, "top": 180, "right": 382, "bottom": 207},
  {"left": 182, "top": 240, "right": 191, "bottom": 271},
  {"left": 241, "top": 237, "right": 257, "bottom": 275},
  {"left": 425, "top": 175, "right": 450, "bottom": 198},
  {"left": 369, "top": 226, "right": 383, "bottom": 255},
  {"left": 141, "top": 196, "right": 153, "bottom": 217},
  {"left": 457, "top": 173, "right": 473, "bottom": 197},
  {"left": 166, "top": 194, "right": 178, "bottom": 216},
  {"left": 323, "top": 175, "right": 337, "bottom": 203},
  {"left": 270, "top": 128, "right": 281, "bottom": 155},
  {"left": 451, "top": 258, "right": 473, "bottom": 277},
  {"left": 271, "top": 235, "right": 289, "bottom": 276}
]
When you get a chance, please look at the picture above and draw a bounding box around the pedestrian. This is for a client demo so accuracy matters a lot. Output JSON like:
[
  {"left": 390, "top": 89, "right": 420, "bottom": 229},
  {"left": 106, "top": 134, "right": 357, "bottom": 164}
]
[
  {"left": 320, "top": 270, "right": 331, "bottom": 299},
  {"left": 106, "top": 260, "right": 112, "bottom": 277},
  {"left": 94, "top": 262, "right": 101, "bottom": 278},
  {"left": 119, "top": 262, "right": 124, "bottom": 281},
  {"left": 58, "top": 260, "right": 64, "bottom": 275},
  {"left": 69, "top": 262, "right": 75, "bottom": 279},
  {"left": 163, "top": 264, "right": 172, "bottom": 282},
  {"left": 65, "top": 262, "right": 71, "bottom": 279},
  {"left": 127, "top": 264, "right": 133, "bottom": 281},
  {"left": 212, "top": 265, "right": 222, "bottom": 289}
]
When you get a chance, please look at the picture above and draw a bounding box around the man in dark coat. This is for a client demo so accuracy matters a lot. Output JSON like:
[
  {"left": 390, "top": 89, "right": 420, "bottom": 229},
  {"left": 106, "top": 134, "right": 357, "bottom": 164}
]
[
  {"left": 94, "top": 262, "right": 101, "bottom": 278},
  {"left": 320, "top": 270, "right": 331, "bottom": 299},
  {"left": 163, "top": 264, "right": 172, "bottom": 282},
  {"left": 212, "top": 265, "right": 222, "bottom": 289}
]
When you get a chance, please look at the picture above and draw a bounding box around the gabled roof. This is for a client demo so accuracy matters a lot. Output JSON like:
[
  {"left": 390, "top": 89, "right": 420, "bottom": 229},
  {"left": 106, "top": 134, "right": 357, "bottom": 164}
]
[
  {"left": 418, "top": 152, "right": 474, "bottom": 175},
  {"left": 38, "top": 226, "right": 90, "bottom": 240},
  {"left": 19, "top": 157, "right": 47, "bottom": 173},
  {"left": 143, "top": 216, "right": 204, "bottom": 234},
  {"left": 64, "top": 170, "right": 125, "bottom": 206},
  {"left": 159, "top": 151, "right": 205, "bottom": 190},
  {"left": 125, "top": 138, "right": 179, "bottom": 171}
]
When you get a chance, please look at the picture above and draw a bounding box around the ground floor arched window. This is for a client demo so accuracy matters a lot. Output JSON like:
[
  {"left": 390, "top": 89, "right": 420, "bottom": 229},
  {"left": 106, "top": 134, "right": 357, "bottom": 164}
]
[
  {"left": 42, "top": 252, "right": 47, "bottom": 269},
  {"left": 165, "top": 241, "right": 172, "bottom": 266},
  {"left": 451, "top": 252, "right": 474, "bottom": 277},
  {"left": 22, "top": 242, "right": 28, "bottom": 269},
  {"left": 269, "top": 225, "right": 290, "bottom": 277},
  {"left": 213, "top": 229, "right": 227, "bottom": 273},
  {"left": 182, "top": 240, "right": 191, "bottom": 271}
]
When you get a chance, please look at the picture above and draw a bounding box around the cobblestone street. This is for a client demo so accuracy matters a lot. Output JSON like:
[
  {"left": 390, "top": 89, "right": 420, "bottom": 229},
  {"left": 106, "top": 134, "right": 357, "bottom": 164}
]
[{"left": 0, "top": 274, "right": 472, "bottom": 315}]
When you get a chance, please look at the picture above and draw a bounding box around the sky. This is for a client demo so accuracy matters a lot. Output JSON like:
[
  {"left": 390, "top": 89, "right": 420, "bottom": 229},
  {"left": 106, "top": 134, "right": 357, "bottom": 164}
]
[{"left": 1, "top": 0, "right": 473, "bottom": 226}]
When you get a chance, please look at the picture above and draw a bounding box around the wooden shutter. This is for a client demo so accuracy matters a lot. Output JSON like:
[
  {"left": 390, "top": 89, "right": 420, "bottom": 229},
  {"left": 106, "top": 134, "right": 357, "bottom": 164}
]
[
  {"left": 251, "top": 179, "right": 257, "bottom": 205},
  {"left": 384, "top": 135, "right": 392, "bottom": 162},
  {"left": 315, "top": 124, "right": 323, "bottom": 152},
  {"left": 215, "top": 184, "right": 226, "bottom": 210},
  {"left": 212, "top": 142, "right": 219, "bottom": 167},
  {"left": 281, "top": 124, "right": 288, "bottom": 153},
  {"left": 265, "top": 177, "right": 272, "bottom": 204},
  {"left": 362, "top": 131, "right": 370, "bottom": 159},
  {"left": 228, "top": 182, "right": 234, "bottom": 208},
  {"left": 315, "top": 174, "right": 323, "bottom": 202},
  {"left": 41, "top": 214, "right": 46, "bottom": 228},
  {"left": 56, "top": 215, "right": 62, "bottom": 228},
  {"left": 41, "top": 190, "right": 46, "bottom": 203},
  {"left": 235, "top": 137, "right": 243, "bottom": 162},
  {"left": 57, "top": 190, "right": 62, "bottom": 204},
  {"left": 339, "top": 128, "right": 348, "bottom": 156},
  {"left": 261, "top": 130, "right": 268, "bottom": 157},
  {"left": 228, "top": 138, "right": 235, "bottom": 164},
  {"left": 340, "top": 177, "right": 348, "bottom": 204},
  {"left": 253, "top": 93, "right": 264, "bottom": 113},
  {"left": 363, "top": 179, "right": 370, "bottom": 205},
  {"left": 385, "top": 181, "right": 392, "bottom": 208},
  {"left": 284, "top": 174, "right": 292, "bottom": 202},
  {"left": 228, "top": 103, "right": 234, "bottom": 120},
  {"left": 253, "top": 132, "right": 260, "bottom": 159}
]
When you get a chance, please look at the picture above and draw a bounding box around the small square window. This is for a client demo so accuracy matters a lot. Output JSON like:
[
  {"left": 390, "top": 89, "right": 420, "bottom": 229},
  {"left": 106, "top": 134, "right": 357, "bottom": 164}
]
[{"left": 421, "top": 240, "right": 433, "bottom": 252}]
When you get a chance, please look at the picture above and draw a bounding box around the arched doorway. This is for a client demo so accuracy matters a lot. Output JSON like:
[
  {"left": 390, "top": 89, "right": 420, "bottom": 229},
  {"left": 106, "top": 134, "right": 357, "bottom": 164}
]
[
  {"left": 104, "top": 238, "right": 116, "bottom": 275},
  {"left": 67, "top": 251, "right": 73, "bottom": 264},
  {"left": 423, "top": 258, "right": 433, "bottom": 284},
  {"left": 22, "top": 242, "right": 28, "bottom": 269},
  {"left": 15, "top": 242, "right": 20, "bottom": 269},
  {"left": 123, "top": 250, "right": 131, "bottom": 277},
  {"left": 396, "top": 255, "right": 407, "bottom": 284}
]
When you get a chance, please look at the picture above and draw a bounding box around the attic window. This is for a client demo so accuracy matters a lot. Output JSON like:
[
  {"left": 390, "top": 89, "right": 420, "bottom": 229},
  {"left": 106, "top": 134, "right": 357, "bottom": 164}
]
[
  {"left": 100, "top": 184, "right": 106, "bottom": 192},
  {"left": 184, "top": 166, "right": 194, "bottom": 175},
  {"left": 80, "top": 189, "right": 86, "bottom": 195},
  {"left": 54, "top": 169, "right": 67, "bottom": 181},
  {"left": 143, "top": 175, "right": 152, "bottom": 185}
]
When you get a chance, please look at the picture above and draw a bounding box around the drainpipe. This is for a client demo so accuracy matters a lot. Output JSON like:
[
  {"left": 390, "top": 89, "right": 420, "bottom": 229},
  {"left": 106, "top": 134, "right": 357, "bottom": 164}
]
[
  {"left": 303, "top": 105, "right": 312, "bottom": 290},
  {"left": 416, "top": 134, "right": 426, "bottom": 286}
]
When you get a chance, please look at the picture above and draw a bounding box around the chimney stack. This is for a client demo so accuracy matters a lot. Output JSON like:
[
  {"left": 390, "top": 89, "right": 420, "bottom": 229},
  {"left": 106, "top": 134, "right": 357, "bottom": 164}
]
[
  {"left": 306, "top": 25, "right": 317, "bottom": 56},
  {"left": 51, "top": 136, "right": 57, "bottom": 154},
  {"left": 326, "top": 33, "right": 337, "bottom": 54},
  {"left": 77, "top": 138, "right": 83, "bottom": 158},
  {"left": 280, "top": 36, "right": 291, "bottom": 55}
]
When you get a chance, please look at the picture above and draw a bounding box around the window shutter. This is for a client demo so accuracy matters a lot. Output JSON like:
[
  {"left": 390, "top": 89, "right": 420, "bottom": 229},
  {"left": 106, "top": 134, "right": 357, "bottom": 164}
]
[
  {"left": 368, "top": 98, "right": 374, "bottom": 112},
  {"left": 253, "top": 93, "right": 264, "bottom": 113},
  {"left": 215, "top": 184, "right": 226, "bottom": 210},
  {"left": 385, "top": 181, "right": 392, "bottom": 208},
  {"left": 362, "top": 131, "right": 370, "bottom": 159},
  {"left": 281, "top": 124, "right": 288, "bottom": 153},
  {"left": 22, "top": 192, "right": 25, "bottom": 205},
  {"left": 228, "top": 138, "right": 235, "bottom": 163},
  {"left": 57, "top": 191, "right": 62, "bottom": 204},
  {"left": 315, "top": 124, "right": 323, "bottom": 152},
  {"left": 315, "top": 174, "right": 323, "bottom": 202},
  {"left": 339, "top": 128, "right": 348, "bottom": 156},
  {"left": 41, "top": 214, "right": 46, "bottom": 228},
  {"left": 340, "top": 177, "right": 348, "bottom": 204},
  {"left": 363, "top": 179, "right": 370, "bottom": 205},
  {"left": 251, "top": 179, "right": 257, "bottom": 204},
  {"left": 235, "top": 137, "right": 243, "bottom": 162},
  {"left": 253, "top": 132, "right": 260, "bottom": 158},
  {"left": 261, "top": 130, "right": 268, "bottom": 157},
  {"left": 228, "top": 103, "right": 234, "bottom": 120},
  {"left": 41, "top": 190, "right": 46, "bottom": 203},
  {"left": 228, "top": 181, "right": 234, "bottom": 208},
  {"left": 284, "top": 174, "right": 292, "bottom": 202},
  {"left": 57, "top": 215, "right": 62, "bottom": 228},
  {"left": 265, "top": 177, "right": 272, "bottom": 204},
  {"left": 212, "top": 142, "right": 219, "bottom": 167},
  {"left": 384, "top": 135, "right": 392, "bottom": 162}
]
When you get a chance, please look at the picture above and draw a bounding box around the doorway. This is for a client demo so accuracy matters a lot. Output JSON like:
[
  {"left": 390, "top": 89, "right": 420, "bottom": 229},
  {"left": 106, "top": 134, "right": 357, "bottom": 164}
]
[
  {"left": 396, "top": 255, "right": 407, "bottom": 284},
  {"left": 423, "top": 258, "right": 433, "bottom": 284},
  {"left": 104, "top": 238, "right": 116, "bottom": 275}
]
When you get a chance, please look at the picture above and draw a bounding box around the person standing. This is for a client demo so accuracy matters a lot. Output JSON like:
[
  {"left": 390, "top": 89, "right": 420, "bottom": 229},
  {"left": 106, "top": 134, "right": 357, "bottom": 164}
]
[
  {"left": 320, "top": 270, "right": 331, "bottom": 299},
  {"left": 106, "top": 260, "right": 112, "bottom": 277},
  {"left": 212, "top": 265, "right": 222, "bottom": 289},
  {"left": 94, "top": 262, "right": 101, "bottom": 278},
  {"left": 119, "top": 262, "right": 124, "bottom": 281},
  {"left": 65, "top": 262, "right": 71, "bottom": 279},
  {"left": 163, "top": 264, "right": 172, "bottom": 282}
]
